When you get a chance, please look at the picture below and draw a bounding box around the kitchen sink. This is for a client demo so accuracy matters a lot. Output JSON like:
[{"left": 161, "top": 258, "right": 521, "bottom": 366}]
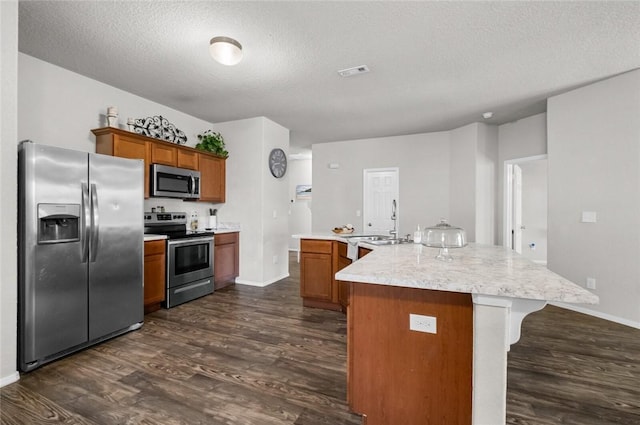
[
  {"left": 365, "top": 237, "right": 411, "bottom": 245},
  {"left": 342, "top": 234, "right": 411, "bottom": 245},
  {"left": 343, "top": 235, "right": 389, "bottom": 241}
]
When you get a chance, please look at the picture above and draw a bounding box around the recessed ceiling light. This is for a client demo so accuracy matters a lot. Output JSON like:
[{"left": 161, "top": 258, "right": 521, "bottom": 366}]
[
  {"left": 482, "top": 112, "right": 493, "bottom": 119},
  {"left": 209, "top": 36, "right": 243, "bottom": 66},
  {"left": 338, "top": 65, "right": 370, "bottom": 77}
]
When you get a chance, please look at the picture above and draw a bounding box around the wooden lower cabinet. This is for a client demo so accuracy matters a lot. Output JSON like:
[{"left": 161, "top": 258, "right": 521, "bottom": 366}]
[
  {"left": 143, "top": 240, "right": 166, "bottom": 314},
  {"left": 347, "top": 283, "right": 473, "bottom": 424},
  {"left": 337, "top": 242, "right": 352, "bottom": 310},
  {"left": 214, "top": 232, "right": 239, "bottom": 290},
  {"left": 300, "top": 239, "right": 352, "bottom": 311},
  {"left": 358, "top": 247, "right": 372, "bottom": 258}
]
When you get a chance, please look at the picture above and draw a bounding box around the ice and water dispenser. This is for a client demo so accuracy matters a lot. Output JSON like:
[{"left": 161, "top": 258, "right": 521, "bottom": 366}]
[{"left": 37, "top": 204, "right": 80, "bottom": 244}]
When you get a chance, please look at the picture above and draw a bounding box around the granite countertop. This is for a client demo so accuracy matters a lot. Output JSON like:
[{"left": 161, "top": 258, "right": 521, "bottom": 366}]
[
  {"left": 294, "top": 234, "right": 598, "bottom": 305},
  {"left": 212, "top": 222, "right": 241, "bottom": 234},
  {"left": 144, "top": 234, "right": 167, "bottom": 242}
]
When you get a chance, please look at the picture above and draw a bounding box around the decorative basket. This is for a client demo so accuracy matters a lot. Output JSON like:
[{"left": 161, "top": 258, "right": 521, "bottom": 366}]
[{"left": 332, "top": 228, "right": 354, "bottom": 234}]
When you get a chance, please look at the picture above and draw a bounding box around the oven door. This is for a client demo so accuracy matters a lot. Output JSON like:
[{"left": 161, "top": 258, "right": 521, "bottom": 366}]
[{"left": 167, "top": 236, "right": 214, "bottom": 288}]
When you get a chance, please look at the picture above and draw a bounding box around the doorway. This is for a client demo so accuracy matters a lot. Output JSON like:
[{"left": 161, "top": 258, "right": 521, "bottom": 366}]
[
  {"left": 504, "top": 155, "right": 548, "bottom": 264},
  {"left": 363, "top": 168, "right": 399, "bottom": 235}
]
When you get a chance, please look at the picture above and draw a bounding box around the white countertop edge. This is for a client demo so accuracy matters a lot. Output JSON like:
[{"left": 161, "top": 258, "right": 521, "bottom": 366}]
[
  {"left": 212, "top": 227, "right": 241, "bottom": 234},
  {"left": 289, "top": 236, "right": 600, "bottom": 305},
  {"left": 144, "top": 234, "right": 168, "bottom": 242}
]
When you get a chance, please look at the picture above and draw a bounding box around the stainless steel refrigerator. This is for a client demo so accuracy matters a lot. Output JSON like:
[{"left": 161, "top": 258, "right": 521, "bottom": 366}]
[{"left": 18, "top": 141, "right": 144, "bottom": 372}]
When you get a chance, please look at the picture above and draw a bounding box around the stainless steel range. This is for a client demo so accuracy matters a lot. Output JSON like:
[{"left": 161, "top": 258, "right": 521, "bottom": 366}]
[{"left": 144, "top": 212, "right": 214, "bottom": 308}]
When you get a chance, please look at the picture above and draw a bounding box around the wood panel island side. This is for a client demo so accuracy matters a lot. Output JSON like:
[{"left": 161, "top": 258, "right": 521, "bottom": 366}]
[{"left": 296, "top": 235, "right": 599, "bottom": 425}]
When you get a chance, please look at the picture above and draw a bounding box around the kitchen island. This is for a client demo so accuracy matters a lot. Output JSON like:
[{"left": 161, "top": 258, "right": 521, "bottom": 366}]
[{"left": 298, "top": 234, "right": 598, "bottom": 425}]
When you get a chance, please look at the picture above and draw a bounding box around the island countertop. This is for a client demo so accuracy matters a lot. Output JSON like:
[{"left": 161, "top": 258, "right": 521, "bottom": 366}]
[{"left": 299, "top": 237, "right": 598, "bottom": 305}]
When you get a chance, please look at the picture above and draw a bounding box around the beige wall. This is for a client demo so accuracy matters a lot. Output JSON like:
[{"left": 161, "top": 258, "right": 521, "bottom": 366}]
[
  {"left": 0, "top": 0, "right": 19, "bottom": 387},
  {"left": 449, "top": 124, "right": 478, "bottom": 241},
  {"left": 312, "top": 132, "right": 451, "bottom": 237},
  {"left": 213, "top": 117, "right": 290, "bottom": 285},
  {"left": 312, "top": 123, "right": 499, "bottom": 244},
  {"left": 548, "top": 69, "right": 640, "bottom": 327},
  {"left": 288, "top": 158, "right": 312, "bottom": 250},
  {"left": 497, "top": 113, "right": 548, "bottom": 245}
]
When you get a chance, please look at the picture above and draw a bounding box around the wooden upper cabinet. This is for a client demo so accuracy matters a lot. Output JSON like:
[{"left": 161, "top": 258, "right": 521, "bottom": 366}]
[
  {"left": 92, "top": 127, "right": 226, "bottom": 203},
  {"left": 177, "top": 148, "right": 198, "bottom": 170},
  {"left": 151, "top": 142, "right": 177, "bottom": 166},
  {"left": 92, "top": 128, "right": 150, "bottom": 198},
  {"left": 198, "top": 153, "right": 226, "bottom": 203}
]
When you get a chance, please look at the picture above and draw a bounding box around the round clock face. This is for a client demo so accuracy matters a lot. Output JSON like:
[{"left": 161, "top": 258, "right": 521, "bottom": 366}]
[{"left": 268, "top": 148, "right": 287, "bottom": 178}]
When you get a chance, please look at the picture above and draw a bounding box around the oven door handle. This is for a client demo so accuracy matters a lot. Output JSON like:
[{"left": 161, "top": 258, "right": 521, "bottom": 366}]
[{"left": 167, "top": 236, "right": 214, "bottom": 247}]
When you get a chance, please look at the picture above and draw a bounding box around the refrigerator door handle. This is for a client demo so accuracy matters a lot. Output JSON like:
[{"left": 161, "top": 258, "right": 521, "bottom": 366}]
[
  {"left": 81, "top": 182, "right": 90, "bottom": 263},
  {"left": 90, "top": 183, "right": 100, "bottom": 262}
]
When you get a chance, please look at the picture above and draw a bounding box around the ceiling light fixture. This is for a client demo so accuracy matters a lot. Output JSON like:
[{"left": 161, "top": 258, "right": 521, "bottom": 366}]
[
  {"left": 482, "top": 111, "right": 493, "bottom": 119},
  {"left": 209, "top": 36, "right": 243, "bottom": 66}
]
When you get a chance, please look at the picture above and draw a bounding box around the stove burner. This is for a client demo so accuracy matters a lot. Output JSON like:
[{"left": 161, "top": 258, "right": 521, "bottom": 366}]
[{"left": 143, "top": 211, "right": 215, "bottom": 239}]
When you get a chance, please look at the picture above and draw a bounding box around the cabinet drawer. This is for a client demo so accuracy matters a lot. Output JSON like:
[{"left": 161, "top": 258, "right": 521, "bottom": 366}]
[
  {"left": 215, "top": 232, "right": 238, "bottom": 246},
  {"left": 301, "top": 239, "right": 333, "bottom": 254},
  {"left": 144, "top": 239, "right": 165, "bottom": 256}
]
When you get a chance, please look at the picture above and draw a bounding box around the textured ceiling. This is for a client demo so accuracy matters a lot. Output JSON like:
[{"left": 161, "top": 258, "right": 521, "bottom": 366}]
[{"left": 18, "top": 1, "right": 640, "bottom": 152}]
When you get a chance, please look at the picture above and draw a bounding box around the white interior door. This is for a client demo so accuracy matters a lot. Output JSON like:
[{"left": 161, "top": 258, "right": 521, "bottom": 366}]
[
  {"left": 363, "top": 168, "right": 399, "bottom": 234},
  {"left": 513, "top": 164, "right": 523, "bottom": 254}
]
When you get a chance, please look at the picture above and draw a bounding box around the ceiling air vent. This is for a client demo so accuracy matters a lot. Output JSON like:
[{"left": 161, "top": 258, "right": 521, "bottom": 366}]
[{"left": 338, "top": 65, "right": 370, "bottom": 77}]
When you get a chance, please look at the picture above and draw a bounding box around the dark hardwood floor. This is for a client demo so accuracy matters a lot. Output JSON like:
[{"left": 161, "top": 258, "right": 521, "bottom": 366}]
[
  {"left": 1, "top": 253, "right": 639, "bottom": 424},
  {"left": 507, "top": 303, "right": 640, "bottom": 424}
]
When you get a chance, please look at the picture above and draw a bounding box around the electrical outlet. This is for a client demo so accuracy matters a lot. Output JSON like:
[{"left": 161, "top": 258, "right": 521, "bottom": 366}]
[
  {"left": 273, "top": 255, "right": 279, "bottom": 264},
  {"left": 586, "top": 277, "right": 596, "bottom": 290},
  {"left": 409, "top": 314, "right": 437, "bottom": 334}
]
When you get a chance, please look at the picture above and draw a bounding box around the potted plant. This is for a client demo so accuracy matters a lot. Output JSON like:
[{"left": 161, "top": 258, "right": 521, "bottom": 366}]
[{"left": 195, "top": 130, "right": 229, "bottom": 158}]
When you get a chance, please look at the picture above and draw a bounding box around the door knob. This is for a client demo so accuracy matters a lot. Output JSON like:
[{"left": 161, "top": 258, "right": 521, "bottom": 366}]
[{"left": 368, "top": 222, "right": 372, "bottom": 227}]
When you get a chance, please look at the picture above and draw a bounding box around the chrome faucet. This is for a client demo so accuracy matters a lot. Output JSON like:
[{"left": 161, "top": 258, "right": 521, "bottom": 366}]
[{"left": 389, "top": 199, "right": 398, "bottom": 238}]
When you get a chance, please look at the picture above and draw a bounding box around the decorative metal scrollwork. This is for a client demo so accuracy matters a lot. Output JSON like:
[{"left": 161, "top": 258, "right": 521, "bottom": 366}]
[{"left": 133, "top": 115, "right": 187, "bottom": 145}]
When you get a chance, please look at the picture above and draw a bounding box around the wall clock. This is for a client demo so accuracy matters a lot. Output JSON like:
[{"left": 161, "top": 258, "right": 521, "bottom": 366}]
[{"left": 268, "top": 148, "right": 287, "bottom": 178}]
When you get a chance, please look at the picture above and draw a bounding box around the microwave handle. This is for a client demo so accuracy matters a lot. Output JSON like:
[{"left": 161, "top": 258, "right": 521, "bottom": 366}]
[{"left": 189, "top": 176, "right": 195, "bottom": 195}]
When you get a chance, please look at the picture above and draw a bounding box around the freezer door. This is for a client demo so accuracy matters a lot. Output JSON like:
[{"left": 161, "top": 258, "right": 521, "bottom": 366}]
[
  {"left": 88, "top": 153, "right": 144, "bottom": 339},
  {"left": 18, "top": 142, "right": 89, "bottom": 369}
]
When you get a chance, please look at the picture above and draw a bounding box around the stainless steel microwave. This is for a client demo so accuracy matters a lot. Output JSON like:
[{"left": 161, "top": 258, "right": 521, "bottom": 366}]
[{"left": 150, "top": 164, "right": 200, "bottom": 199}]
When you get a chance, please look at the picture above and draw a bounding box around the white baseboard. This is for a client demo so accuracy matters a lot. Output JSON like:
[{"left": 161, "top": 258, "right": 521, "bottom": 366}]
[
  {"left": 550, "top": 302, "right": 640, "bottom": 329},
  {"left": 0, "top": 371, "right": 20, "bottom": 388},
  {"left": 235, "top": 273, "right": 290, "bottom": 288}
]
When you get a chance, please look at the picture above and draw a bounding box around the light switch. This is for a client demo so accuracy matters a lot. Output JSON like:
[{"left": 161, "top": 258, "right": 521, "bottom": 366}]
[{"left": 581, "top": 211, "right": 597, "bottom": 223}]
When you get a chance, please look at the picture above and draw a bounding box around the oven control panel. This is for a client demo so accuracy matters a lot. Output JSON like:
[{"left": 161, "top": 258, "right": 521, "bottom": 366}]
[{"left": 144, "top": 212, "right": 187, "bottom": 224}]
